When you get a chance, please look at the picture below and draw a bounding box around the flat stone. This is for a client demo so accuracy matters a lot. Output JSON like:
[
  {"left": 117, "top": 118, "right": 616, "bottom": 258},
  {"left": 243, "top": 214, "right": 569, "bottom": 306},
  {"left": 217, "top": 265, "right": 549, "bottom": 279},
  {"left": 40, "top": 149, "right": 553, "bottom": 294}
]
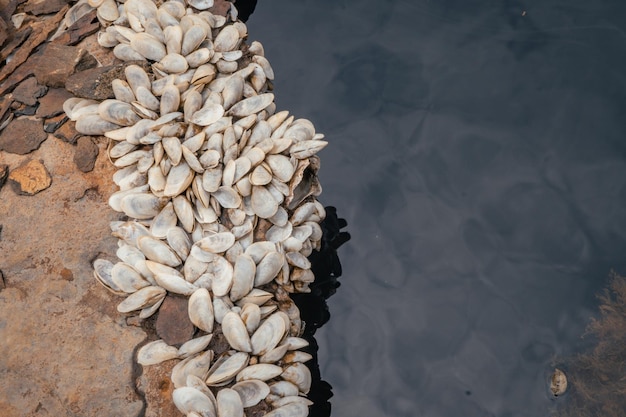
[
  {"left": 8, "top": 159, "right": 52, "bottom": 195},
  {"left": 37, "top": 88, "right": 73, "bottom": 118},
  {"left": 24, "top": 0, "right": 70, "bottom": 16},
  {"left": 0, "top": 16, "right": 7, "bottom": 48},
  {"left": 44, "top": 114, "right": 68, "bottom": 133},
  {"left": 33, "top": 43, "right": 92, "bottom": 88},
  {"left": 13, "top": 77, "right": 47, "bottom": 106},
  {"left": 52, "top": 9, "right": 99, "bottom": 46},
  {"left": 155, "top": 294, "right": 195, "bottom": 346},
  {"left": 0, "top": 118, "right": 47, "bottom": 154},
  {"left": 53, "top": 119, "right": 81, "bottom": 144},
  {"left": 74, "top": 136, "right": 99, "bottom": 173},
  {"left": 136, "top": 359, "right": 180, "bottom": 417},
  {"left": 65, "top": 61, "right": 151, "bottom": 100}
]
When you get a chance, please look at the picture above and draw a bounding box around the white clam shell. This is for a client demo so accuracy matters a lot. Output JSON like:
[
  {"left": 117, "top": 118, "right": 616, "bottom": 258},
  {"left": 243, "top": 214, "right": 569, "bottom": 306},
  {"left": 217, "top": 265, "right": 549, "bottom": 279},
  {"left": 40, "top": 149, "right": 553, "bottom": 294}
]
[
  {"left": 240, "top": 303, "right": 261, "bottom": 334},
  {"left": 289, "top": 139, "right": 328, "bottom": 159},
  {"left": 222, "top": 311, "right": 252, "bottom": 352},
  {"left": 281, "top": 363, "right": 312, "bottom": 394},
  {"left": 210, "top": 255, "right": 235, "bottom": 297},
  {"left": 213, "top": 25, "right": 240, "bottom": 52},
  {"left": 250, "top": 312, "right": 286, "bottom": 356},
  {"left": 254, "top": 252, "right": 285, "bottom": 287},
  {"left": 131, "top": 32, "right": 167, "bottom": 61},
  {"left": 191, "top": 103, "right": 225, "bottom": 126},
  {"left": 231, "top": 380, "right": 270, "bottom": 408},
  {"left": 188, "top": 288, "right": 215, "bottom": 333},
  {"left": 206, "top": 352, "right": 249, "bottom": 386},
  {"left": 117, "top": 285, "right": 165, "bottom": 313},
  {"left": 172, "top": 387, "right": 217, "bottom": 417},
  {"left": 259, "top": 344, "right": 289, "bottom": 364},
  {"left": 150, "top": 201, "right": 177, "bottom": 238},
  {"left": 137, "top": 339, "right": 179, "bottom": 366},
  {"left": 93, "top": 259, "right": 124, "bottom": 294},
  {"left": 251, "top": 185, "right": 279, "bottom": 219},
  {"left": 263, "top": 402, "right": 309, "bottom": 417},
  {"left": 164, "top": 161, "right": 194, "bottom": 197},
  {"left": 196, "top": 232, "right": 236, "bottom": 254},
  {"left": 182, "top": 25, "right": 208, "bottom": 56},
  {"left": 236, "top": 364, "right": 282, "bottom": 382},
  {"left": 173, "top": 195, "right": 195, "bottom": 233},
  {"left": 178, "top": 334, "right": 214, "bottom": 359},
  {"left": 75, "top": 114, "right": 121, "bottom": 135},
  {"left": 167, "top": 226, "right": 192, "bottom": 261},
  {"left": 187, "top": 0, "right": 214, "bottom": 10},
  {"left": 269, "top": 381, "right": 299, "bottom": 397},
  {"left": 146, "top": 260, "right": 198, "bottom": 295},
  {"left": 138, "top": 236, "right": 181, "bottom": 267},
  {"left": 216, "top": 388, "right": 243, "bottom": 417},
  {"left": 229, "top": 254, "right": 256, "bottom": 302},
  {"left": 228, "top": 93, "right": 274, "bottom": 117}
]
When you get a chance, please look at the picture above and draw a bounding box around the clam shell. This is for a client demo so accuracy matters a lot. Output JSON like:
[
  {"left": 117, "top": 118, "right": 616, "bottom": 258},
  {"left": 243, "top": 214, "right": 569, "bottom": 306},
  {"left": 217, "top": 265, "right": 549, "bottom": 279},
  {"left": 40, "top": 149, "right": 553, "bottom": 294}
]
[
  {"left": 231, "top": 380, "right": 270, "bottom": 407},
  {"left": 138, "top": 236, "right": 181, "bottom": 267},
  {"left": 285, "top": 252, "right": 311, "bottom": 270},
  {"left": 117, "top": 286, "right": 166, "bottom": 313},
  {"left": 184, "top": 254, "right": 209, "bottom": 283},
  {"left": 120, "top": 192, "right": 168, "bottom": 219},
  {"left": 251, "top": 185, "right": 279, "bottom": 219},
  {"left": 254, "top": 252, "right": 285, "bottom": 287},
  {"left": 166, "top": 226, "right": 192, "bottom": 261},
  {"left": 259, "top": 344, "right": 289, "bottom": 364},
  {"left": 162, "top": 136, "right": 183, "bottom": 165},
  {"left": 173, "top": 195, "right": 195, "bottom": 233},
  {"left": 75, "top": 114, "right": 121, "bottom": 135},
  {"left": 243, "top": 241, "right": 276, "bottom": 264},
  {"left": 164, "top": 161, "right": 194, "bottom": 197},
  {"left": 160, "top": 84, "right": 181, "bottom": 116},
  {"left": 186, "top": 48, "right": 212, "bottom": 67},
  {"left": 182, "top": 25, "right": 208, "bottom": 56},
  {"left": 145, "top": 260, "right": 198, "bottom": 295},
  {"left": 263, "top": 402, "right": 308, "bottom": 417},
  {"left": 137, "top": 339, "right": 179, "bottom": 365},
  {"left": 289, "top": 139, "right": 328, "bottom": 159},
  {"left": 216, "top": 388, "right": 243, "bottom": 417},
  {"left": 269, "top": 381, "right": 299, "bottom": 397},
  {"left": 114, "top": 43, "right": 146, "bottom": 62},
  {"left": 188, "top": 288, "right": 215, "bottom": 333},
  {"left": 228, "top": 93, "right": 274, "bottom": 117},
  {"left": 240, "top": 303, "right": 261, "bottom": 334},
  {"left": 281, "top": 363, "right": 311, "bottom": 394},
  {"left": 210, "top": 255, "right": 234, "bottom": 297},
  {"left": 214, "top": 25, "right": 240, "bottom": 52},
  {"left": 236, "top": 289, "right": 273, "bottom": 307},
  {"left": 222, "top": 75, "right": 244, "bottom": 110},
  {"left": 172, "top": 387, "right": 217, "bottom": 417},
  {"left": 206, "top": 352, "right": 249, "bottom": 386},
  {"left": 222, "top": 311, "right": 252, "bottom": 352},
  {"left": 150, "top": 202, "right": 177, "bottom": 238},
  {"left": 164, "top": 24, "right": 183, "bottom": 55},
  {"left": 131, "top": 32, "right": 167, "bottom": 61},
  {"left": 93, "top": 258, "right": 124, "bottom": 294},
  {"left": 196, "top": 232, "right": 235, "bottom": 253},
  {"left": 265, "top": 155, "right": 295, "bottom": 183},
  {"left": 178, "top": 334, "right": 214, "bottom": 359},
  {"left": 236, "top": 364, "right": 282, "bottom": 382},
  {"left": 172, "top": 350, "right": 214, "bottom": 388},
  {"left": 229, "top": 254, "right": 256, "bottom": 302},
  {"left": 187, "top": 0, "right": 214, "bottom": 10},
  {"left": 112, "top": 79, "right": 136, "bottom": 103},
  {"left": 191, "top": 103, "right": 225, "bottom": 126},
  {"left": 157, "top": 53, "right": 189, "bottom": 74},
  {"left": 250, "top": 312, "right": 286, "bottom": 356}
]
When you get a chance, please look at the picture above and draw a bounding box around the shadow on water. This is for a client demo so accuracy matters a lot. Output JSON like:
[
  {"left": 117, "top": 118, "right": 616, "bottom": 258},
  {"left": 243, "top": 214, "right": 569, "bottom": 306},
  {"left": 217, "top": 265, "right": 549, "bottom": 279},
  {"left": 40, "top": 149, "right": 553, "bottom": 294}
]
[
  {"left": 553, "top": 273, "right": 626, "bottom": 417},
  {"left": 297, "top": 206, "right": 350, "bottom": 417}
]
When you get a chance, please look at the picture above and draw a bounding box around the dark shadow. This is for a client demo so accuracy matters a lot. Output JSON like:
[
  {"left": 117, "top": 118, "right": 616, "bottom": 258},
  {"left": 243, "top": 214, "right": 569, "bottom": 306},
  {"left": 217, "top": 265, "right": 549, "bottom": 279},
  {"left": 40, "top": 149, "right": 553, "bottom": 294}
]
[
  {"left": 292, "top": 206, "right": 350, "bottom": 417},
  {"left": 233, "top": 0, "right": 258, "bottom": 22}
]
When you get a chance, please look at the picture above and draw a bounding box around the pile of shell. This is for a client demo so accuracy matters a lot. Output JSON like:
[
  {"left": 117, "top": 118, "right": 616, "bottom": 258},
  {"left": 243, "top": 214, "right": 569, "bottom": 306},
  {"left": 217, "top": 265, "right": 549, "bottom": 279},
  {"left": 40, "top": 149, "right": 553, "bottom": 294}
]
[{"left": 61, "top": 0, "right": 328, "bottom": 416}]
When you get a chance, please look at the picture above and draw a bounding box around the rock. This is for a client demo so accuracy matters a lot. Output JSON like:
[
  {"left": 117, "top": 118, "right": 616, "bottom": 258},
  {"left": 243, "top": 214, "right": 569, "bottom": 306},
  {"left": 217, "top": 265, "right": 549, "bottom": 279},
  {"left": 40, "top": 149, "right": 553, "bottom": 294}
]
[
  {"left": 65, "top": 61, "right": 151, "bottom": 100},
  {"left": 0, "top": 16, "right": 7, "bottom": 48},
  {"left": 12, "top": 77, "right": 47, "bottom": 106},
  {"left": 37, "top": 88, "right": 73, "bottom": 118},
  {"left": 33, "top": 43, "right": 95, "bottom": 88},
  {"left": 136, "top": 358, "right": 181, "bottom": 417},
  {"left": 0, "top": 164, "right": 8, "bottom": 190},
  {"left": 155, "top": 294, "right": 195, "bottom": 346},
  {"left": 8, "top": 159, "right": 52, "bottom": 195},
  {"left": 74, "top": 136, "right": 99, "bottom": 173},
  {"left": 44, "top": 114, "right": 68, "bottom": 133},
  {"left": 0, "top": 0, "right": 18, "bottom": 23},
  {"left": 52, "top": 9, "right": 99, "bottom": 46},
  {"left": 24, "top": 0, "right": 70, "bottom": 15},
  {"left": 53, "top": 119, "right": 81, "bottom": 144},
  {"left": 0, "top": 118, "right": 47, "bottom": 154}
]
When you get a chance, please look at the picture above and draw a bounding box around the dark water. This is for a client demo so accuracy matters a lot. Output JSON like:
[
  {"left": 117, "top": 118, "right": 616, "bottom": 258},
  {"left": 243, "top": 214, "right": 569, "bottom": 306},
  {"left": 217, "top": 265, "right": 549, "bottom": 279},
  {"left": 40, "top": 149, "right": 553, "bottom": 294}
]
[{"left": 247, "top": 2, "right": 626, "bottom": 416}]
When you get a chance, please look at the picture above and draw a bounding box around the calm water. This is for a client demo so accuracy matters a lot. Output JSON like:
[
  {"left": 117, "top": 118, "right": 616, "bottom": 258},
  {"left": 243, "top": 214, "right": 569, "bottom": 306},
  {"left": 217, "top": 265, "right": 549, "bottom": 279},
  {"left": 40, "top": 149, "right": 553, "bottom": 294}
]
[{"left": 248, "top": 2, "right": 626, "bottom": 416}]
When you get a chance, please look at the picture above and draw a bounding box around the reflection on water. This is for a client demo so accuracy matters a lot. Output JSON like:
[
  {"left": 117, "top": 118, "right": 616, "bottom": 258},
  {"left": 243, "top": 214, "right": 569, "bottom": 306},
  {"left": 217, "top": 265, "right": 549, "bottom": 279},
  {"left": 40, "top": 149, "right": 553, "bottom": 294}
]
[{"left": 245, "top": 1, "right": 626, "bottom": 416}]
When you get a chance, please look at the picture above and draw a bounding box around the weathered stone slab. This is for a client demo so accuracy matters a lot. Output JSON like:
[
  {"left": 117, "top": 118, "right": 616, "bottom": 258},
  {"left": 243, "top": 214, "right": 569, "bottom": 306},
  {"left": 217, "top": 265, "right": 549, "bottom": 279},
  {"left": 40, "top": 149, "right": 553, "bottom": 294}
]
[
  {"left": 37, "top": 87, "right": 74, "bottom": 118},
  {"left": 65, "top": 61, "right": 151, "bottom": 100},
  {"left": 12, "top": 76, "right": 47, "bottom": 106},
  {"left": 0, "top": 117, "right": 47, "bottom": 154},
  {"left": 24, "top": 0, "right": 70, "bottom": 15},
  {"left": 33, "top": 43, "right": 90, "bottom": 88},
  {"left": 53, "top": 119, "right": 81, "bottom": 144},
  {"left": 156, "top": 294, "right": 195, "bottom": 346}
]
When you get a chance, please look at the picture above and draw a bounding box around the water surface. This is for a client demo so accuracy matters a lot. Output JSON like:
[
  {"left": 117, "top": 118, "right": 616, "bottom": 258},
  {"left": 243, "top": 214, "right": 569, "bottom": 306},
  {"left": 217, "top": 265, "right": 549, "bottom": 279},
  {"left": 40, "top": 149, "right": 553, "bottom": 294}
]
[{"left": 247, "top": 2, "right": 626, "bottom": 416}]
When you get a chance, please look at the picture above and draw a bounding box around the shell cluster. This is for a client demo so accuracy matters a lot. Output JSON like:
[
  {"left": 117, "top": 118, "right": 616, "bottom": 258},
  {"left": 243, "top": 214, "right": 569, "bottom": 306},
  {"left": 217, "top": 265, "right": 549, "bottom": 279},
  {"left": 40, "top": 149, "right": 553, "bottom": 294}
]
[{"left": 61, "top": 0, "right": 328, "bottom": 416}]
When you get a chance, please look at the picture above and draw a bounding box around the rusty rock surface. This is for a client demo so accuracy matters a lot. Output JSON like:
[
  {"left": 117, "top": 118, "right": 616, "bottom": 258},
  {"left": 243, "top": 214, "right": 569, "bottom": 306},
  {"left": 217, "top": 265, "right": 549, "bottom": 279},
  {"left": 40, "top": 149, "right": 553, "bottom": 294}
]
[
  {"left": 0, "top": 136, "right": 146, "bottom": 417},
  {"left": 0, "top": 117, "right": 48, "bottom": 154},
  {"left": 7, "top": 158, "right": 52, "bottom": 195}
]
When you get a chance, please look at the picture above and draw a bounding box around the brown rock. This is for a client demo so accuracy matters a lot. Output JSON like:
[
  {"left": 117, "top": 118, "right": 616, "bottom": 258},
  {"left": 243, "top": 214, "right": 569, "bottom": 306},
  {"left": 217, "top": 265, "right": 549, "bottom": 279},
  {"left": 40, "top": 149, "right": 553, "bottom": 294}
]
[
  {"left": 136, "top": 358, "right": 181, "bottom": 417},
  {"left": 8, "top": 159, "right": 52, "bottom": 195},
  {"left": 0, "top": 0, "right": 18, "bottom": 23},
  {"left": 53, "top": 119, "right": 81, "bottom": 144},
  {"left": 37, "top": 88, "right": 73, "bottom": 118},
  {"left": 0, "top": 118, "right": 47, "bottom": 154},
  {"left": 24, "top": 0, "right": 70, "bottom": 15},
  {"left": 12, "top": 76, "right": 47, "bottom": 106},
  {"left": 33, "top": 43, "right": 92, "bottom": 88},
  {"left": 43, "top": 114, "right": 68, "bottom": 133},
  {"left": 65, "top": 61, "right": 152, "bottom": 100},
  {"left": 52, "top": 9, "right": 99, "bottom": 46},
  {"left": 74, "top": 136, "right": 99, "bottom": 173},
  {"left": 0, "top": 16, "right": 7, "bottom": 48},
  {"left": 155, "top": 294, "right": 195, "bottom": 346},
  {"left": 0, "top": 5, "right": 68, "bottom": 88}
]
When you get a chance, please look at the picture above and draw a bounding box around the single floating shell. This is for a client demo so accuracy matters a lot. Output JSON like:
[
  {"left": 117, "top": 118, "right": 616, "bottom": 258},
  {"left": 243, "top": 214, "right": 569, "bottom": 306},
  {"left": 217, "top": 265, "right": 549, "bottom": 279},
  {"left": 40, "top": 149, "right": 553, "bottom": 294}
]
[{"left": 550, "top": 368, "right": 567, "bottom": 397}]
